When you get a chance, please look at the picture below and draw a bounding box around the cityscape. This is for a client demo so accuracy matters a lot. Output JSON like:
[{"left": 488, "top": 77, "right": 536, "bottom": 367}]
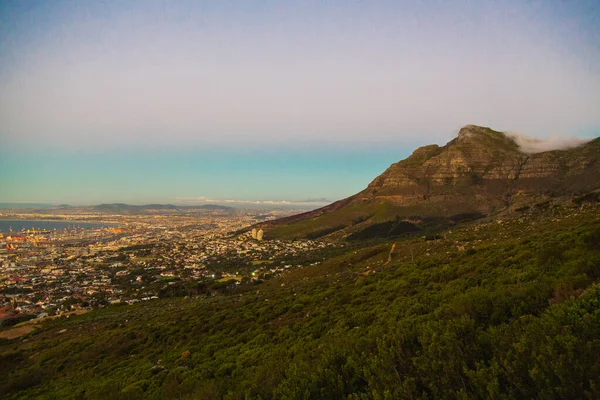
[
  {"left": 0, "top": 207, "right": 338, "bottom": 332},
  {"left": 1, "top": 0, "right": 600, "bottom": 398}
]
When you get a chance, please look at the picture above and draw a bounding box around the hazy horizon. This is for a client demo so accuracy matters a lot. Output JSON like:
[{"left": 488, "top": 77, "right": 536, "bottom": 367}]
[
  {"left": 1, "top": 0, "right": 599, "bottom": 204},
  {"left": 0, "top": 198, "right": 333, "bottom": 209}
]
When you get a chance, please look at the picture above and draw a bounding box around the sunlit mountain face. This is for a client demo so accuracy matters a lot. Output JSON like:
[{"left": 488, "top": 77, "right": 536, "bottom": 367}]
[{"left": 2, "top": 1, "right": 600, "bottom": 399}]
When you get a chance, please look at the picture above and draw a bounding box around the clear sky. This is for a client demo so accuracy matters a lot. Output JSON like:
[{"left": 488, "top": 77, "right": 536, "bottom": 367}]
[{"left": 1, "top": 0, "right": 599, "bottom": 205}]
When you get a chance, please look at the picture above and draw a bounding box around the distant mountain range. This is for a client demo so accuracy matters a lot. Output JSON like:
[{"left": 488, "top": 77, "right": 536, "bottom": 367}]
[
  {"left": 91, "top": 203, "right": 233, "bottom": 212},
  {"left": 0, "top": 203, "right": 233, "bottom": 212},
  {"left": 0, "top": 201, "right": 329, "bottom": 212},
  {"left": 259, "top": 125, "right": 600, "bottom": 239}
]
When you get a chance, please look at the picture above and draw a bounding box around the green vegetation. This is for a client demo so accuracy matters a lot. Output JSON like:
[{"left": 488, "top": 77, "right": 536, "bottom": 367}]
[
  {"left": 264, "top": 200, "right": 437, "bottom": 240},
  {"left": 346, "top": 218, "right": 420, "bottom": 240},
  {"left": 261, "top": 130, "right": 600, "bottom": 241},
  {"left": 1, "top": 205, "right": 600, "bottom": 399},
  {"left": 0, "top": 314, "right": 36, "bottom": 329}
]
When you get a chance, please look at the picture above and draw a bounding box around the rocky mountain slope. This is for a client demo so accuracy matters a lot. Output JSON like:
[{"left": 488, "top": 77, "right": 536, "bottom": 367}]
[{"left": 261, "top": 125, "right": 600, "bottom": 239}]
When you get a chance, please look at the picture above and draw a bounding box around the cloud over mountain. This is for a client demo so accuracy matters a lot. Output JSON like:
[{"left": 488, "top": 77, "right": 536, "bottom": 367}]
[{"left": 506, "top": 132, "right": 591, "bottom": 153}]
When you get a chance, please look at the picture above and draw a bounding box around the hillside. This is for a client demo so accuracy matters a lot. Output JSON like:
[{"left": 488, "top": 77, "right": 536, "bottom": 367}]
[
  {"left": 260, "top": 125, "right": 600, "bottom": 239},
  {"left": 1, "top": 203, "right": 600, "bottom": 399}
]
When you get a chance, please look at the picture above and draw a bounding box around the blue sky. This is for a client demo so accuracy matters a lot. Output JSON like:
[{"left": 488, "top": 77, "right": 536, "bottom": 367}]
[
  {"left": 0, "top": 144, "right": 412, "bottom": 205},
  {"left": 1, "top": 0, "right": 599, "bottom": 205}
]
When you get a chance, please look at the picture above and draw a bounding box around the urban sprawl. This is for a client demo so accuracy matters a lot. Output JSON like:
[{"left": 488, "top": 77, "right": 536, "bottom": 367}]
[{"left": 0, "top": 209, "right": 338, "bottom": 326}]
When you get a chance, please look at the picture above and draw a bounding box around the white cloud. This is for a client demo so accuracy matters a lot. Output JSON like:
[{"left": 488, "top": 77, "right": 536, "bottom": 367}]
[
  {"left": 505, "top": 132, "right": 591, "bottom": 154},
  {"left": 171, "top": 196, "right": 331, "bottom": 208}
]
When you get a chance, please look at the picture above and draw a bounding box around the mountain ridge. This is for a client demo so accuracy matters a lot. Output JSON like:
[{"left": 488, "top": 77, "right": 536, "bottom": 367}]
[
  {"left": 259, "top": 125, "right": 599, "bottom": 239},
  {"left": 91, "top": 203, "right": 233, "bottom": 212}
]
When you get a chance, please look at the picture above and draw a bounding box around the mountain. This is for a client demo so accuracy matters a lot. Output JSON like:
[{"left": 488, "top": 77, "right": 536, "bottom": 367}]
[
  {"left": 260, "top": 125, "right": 600, "bottom": 239},
  {"left": 93, "top": 203, "right": 179, "bottom": 212},
  {"left": 92, "top": 203, "right": 233, "bottom": 212},
  {"left": 2, "top": 125, "right": 600, "bottom": 399}
]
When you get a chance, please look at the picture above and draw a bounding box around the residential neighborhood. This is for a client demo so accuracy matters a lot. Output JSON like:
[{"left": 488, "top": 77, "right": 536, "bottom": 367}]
[{"left": 0, "top": 209, "right": 338, "bottom": 327}]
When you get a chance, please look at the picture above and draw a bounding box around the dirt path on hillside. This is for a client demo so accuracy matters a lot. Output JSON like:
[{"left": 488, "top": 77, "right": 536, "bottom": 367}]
[{"left": 0, "top": 325, "right": 37, "bottom": 340}]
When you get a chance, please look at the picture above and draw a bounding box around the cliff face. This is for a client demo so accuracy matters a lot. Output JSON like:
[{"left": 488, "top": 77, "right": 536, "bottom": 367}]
[
  {"left": 361, "top": 125, "right": 599, "bottom": 199},
  {"left": 262, "top": 125, "right": 600, "bottom": 239}
]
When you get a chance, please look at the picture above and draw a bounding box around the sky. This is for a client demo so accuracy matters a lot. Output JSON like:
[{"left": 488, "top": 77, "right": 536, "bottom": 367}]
[{"left": 1, "top": 0, "right": 599, "bottom": 205}]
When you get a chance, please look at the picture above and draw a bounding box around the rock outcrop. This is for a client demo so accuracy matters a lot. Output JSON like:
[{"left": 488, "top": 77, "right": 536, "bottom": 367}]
[
  {"left": 361, "top": 125, "right": 599, "bottom": 199},
  {"left": 260, "top": 125, "right": 600, "bottom": 239}
]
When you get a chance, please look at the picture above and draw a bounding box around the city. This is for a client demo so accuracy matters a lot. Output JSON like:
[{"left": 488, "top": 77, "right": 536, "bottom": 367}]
[
  {"left": 2, "top": 0, "right": 599, "bottom": 398},
  {"left": 0, "top": 208, "right": 339, "bottom": 332}
]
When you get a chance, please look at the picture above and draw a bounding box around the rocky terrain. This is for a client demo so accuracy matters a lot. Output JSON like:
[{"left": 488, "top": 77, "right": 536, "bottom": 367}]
[
  {"left": 3, "top": 125, "right": 600, "bottom": 400},
  {"left": 260, "top": 125, "right": 600, "bottom": 239}
]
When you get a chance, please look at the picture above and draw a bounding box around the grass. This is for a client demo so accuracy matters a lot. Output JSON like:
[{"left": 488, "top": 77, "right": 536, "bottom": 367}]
[
  {"left": 251, "top": 260, "right": 273, "bottom": 266},
  {"left": 217, "top": 276, "right": 242, "bottom": 282}
]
